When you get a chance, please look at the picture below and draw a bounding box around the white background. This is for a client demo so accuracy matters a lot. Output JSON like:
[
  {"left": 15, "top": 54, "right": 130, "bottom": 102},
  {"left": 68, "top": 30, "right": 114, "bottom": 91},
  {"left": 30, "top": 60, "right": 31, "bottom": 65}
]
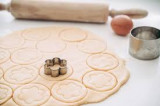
[{"left": 0, "top": 0, "right": 160, "bottom": 106}]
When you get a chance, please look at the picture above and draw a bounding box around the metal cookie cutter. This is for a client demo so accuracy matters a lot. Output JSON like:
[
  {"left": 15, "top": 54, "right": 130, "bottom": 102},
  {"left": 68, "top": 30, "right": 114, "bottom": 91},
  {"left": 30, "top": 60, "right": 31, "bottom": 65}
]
[
  {"left": 44, "top": 57, "right": 67, "bottom": 77},
  {"left": 129, "top": 26, "right": 160, "bottom": 60}
]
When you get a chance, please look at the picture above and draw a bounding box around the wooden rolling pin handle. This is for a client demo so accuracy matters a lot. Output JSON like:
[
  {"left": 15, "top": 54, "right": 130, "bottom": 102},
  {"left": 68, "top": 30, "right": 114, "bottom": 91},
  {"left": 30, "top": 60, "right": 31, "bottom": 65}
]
[
  {"left": 110, "top": 9, "right": 148, "bottom": 19},
  {"left": 0, "top": 3, "right": 10, "bottom": 11}
]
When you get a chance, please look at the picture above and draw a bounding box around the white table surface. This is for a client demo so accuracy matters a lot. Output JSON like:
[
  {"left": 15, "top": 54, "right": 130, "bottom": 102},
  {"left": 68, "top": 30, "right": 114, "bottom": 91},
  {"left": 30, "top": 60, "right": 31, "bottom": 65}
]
[{"left": 0, "top": 0, "right": 160, "bottom": 106}]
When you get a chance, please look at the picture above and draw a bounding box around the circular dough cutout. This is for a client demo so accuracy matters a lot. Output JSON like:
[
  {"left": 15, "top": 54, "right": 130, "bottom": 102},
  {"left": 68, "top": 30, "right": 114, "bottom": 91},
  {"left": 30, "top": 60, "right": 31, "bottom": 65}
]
[
  {"left": 22, "top": 28, "right": 50, "bottom": 41},
  {"left": 51, "top": 80, "right": 87, "bottom": 103},
  {"left": 0, "top": 48, "right": 10, "bottom": 64},
  {"left": 36, "top": 39, "right": 66, "bottom": 53},
  {"left": 0, "top": 31, "right": 24, "bottom": 49},
  {"left": 78, "top": 40, "right": 106, "bottom": 53},
  {"left": 87, "top": 53, "right": 119, "bottom": 70},
  {"left": 13, "top": 84, "right": 50, "bottom": 106},
  {"left": 83, "top": 71, "right": 117, "bottom": 91},
  {"left": 60, "top": 29, "right": 87, "bottom": 42},
  {"left": 11, "top": 48, "right": 42, "bottom": 64},
  {"left": 4, "top": 65, "right": 38, "bottom": 84},
  {"left": 40, "top": 64, "right": 73, "bottom": 81},
  {"left": 0, "top": 68, "right": 3, "bottom": 79},
  {"left": 0, "top": 84, "right": 12, "bottom": 104}
]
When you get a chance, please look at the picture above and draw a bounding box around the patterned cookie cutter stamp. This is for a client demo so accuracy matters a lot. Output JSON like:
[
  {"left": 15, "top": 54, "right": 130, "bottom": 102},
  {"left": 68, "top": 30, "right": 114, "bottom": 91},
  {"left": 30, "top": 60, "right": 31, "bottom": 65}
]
[{"left": 44, "top": 57, "right": 67, "bottom": 77}]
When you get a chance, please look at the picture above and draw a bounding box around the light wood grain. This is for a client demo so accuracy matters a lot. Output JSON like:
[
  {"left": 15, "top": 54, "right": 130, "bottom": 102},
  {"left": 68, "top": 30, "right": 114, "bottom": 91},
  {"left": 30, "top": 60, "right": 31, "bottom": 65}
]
[
  {"left": 110, "top": 9, "right": 148, "bottom": 19},
  {"left": 10, "top": 0, "right": 109, "bottom": 23}
]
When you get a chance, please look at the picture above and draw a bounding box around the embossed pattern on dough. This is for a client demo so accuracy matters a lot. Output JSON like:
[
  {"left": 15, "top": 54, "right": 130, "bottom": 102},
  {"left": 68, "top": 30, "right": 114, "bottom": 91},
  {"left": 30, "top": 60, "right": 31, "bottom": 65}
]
[
  {"left": 87, "top": 53, "right": 119, "bottom": 70},
  {"left": 83, "top": 71, "right": 117, "bottom": 91},
  {"left": 78, "top": 40, "right": 106, "bottom": 53},
  {"left": 4, "top": 65, "right": 38, "bottom": 84},
  {"left": 11, "top": 48, "right": 42, "bottom": 64},
  {"left": 51, "top": 80, "right": 87, "bottom": 103},
  {"left": 0, "top": 48, "right": 10, "bottom": 64},
  {"left": 0, "top": 31, "right": 24, "bottom": 49},
  {"left": 0, "top": 84, "right": 12, "bottom": 104},
  {"left": 0, "top": 27, "right": 129, "bottom": 105},
  {"left": 40, "top": 64, "right": 73, "bottom": 81},
  {"left": 60, "top": 28, "right": 87, "bottom": 42},
  {"left": 22, "top": 28, "right": 50, "bottom": 41},
  {"left": 13, "top": 84, "right": 50, "bottom": 106},
  {"left": 36, "top": 39, "right": 66, "bottom": 53}
]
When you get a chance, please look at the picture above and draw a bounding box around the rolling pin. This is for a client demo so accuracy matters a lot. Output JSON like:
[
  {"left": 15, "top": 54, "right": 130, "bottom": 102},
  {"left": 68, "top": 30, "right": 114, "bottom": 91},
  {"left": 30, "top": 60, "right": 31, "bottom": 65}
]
[{"left": 0, "top": 0, "right": 148, "bottom": 23}]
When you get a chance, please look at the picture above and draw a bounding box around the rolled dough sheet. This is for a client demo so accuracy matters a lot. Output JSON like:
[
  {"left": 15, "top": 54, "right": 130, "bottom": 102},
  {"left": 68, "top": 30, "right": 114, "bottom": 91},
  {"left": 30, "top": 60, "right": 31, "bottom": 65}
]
[{"left": 0, "top": 26, "right": 129, "bottom": 106}]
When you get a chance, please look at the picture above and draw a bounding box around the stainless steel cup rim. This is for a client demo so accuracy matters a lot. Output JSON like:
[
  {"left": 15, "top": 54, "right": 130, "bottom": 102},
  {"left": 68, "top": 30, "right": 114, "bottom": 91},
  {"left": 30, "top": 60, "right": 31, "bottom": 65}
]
[
  {"left": 130, "top": 26, "right": 160, "bottom": 41},
  {"left": 129, "top": 26, "right": 160, "bottom": 60}
]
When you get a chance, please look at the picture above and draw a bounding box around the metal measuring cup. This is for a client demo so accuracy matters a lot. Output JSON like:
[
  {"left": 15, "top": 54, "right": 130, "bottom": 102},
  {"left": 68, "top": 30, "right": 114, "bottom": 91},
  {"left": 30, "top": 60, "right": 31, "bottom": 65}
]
[{"left": 129, "top": 26, "right": 160, "bottom": 60}]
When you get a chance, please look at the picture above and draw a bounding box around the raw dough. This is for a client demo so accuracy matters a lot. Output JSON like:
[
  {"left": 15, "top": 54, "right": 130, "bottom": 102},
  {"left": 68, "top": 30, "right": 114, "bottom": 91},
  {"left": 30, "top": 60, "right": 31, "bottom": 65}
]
[
  {"left": 0, "top": 31, "right": 24, "bottom": 49},
  {"left": 51, "top": 80, "right": 87, "bottom": 103},
  {"left": 60, "top": 28, "right": 87, "bottom": 42},
  {"left": 83, "top": 71, "right": 117, "bottom": 91},
  {"left": 13, "top": 84, "right": 50, "bottom": 106},
  {"left": 0, "top": 27, "right": 129, "bottom": 106},
  {"left": 0, "top": 48, "right": 10, "bottom": 64},
  {"left": 40, "top": 64, "right": 73, "bottom": 81},
  {"left": 36, "top": 39, "right": 66, "bottom": 53},
  {"left": 87, "top": 53, "right": 119, "bottom": 70},
  {"left": 78, "top": 39, "right": 106, "bottom": 54},
  {"left": 0, "top": 84, "right": 12, "bottom": 104},
  {"left": 0, "top": 68, "right": 3, "bottom": 79},
  {"left": 22, "top": 28, "right": 50, "bottom": 41},
  {"left": 4, "top": 65, "right": 38, "bottom": 84},
  {"left": 11, "top": 48, "right": 42, "bottom": 64}
]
